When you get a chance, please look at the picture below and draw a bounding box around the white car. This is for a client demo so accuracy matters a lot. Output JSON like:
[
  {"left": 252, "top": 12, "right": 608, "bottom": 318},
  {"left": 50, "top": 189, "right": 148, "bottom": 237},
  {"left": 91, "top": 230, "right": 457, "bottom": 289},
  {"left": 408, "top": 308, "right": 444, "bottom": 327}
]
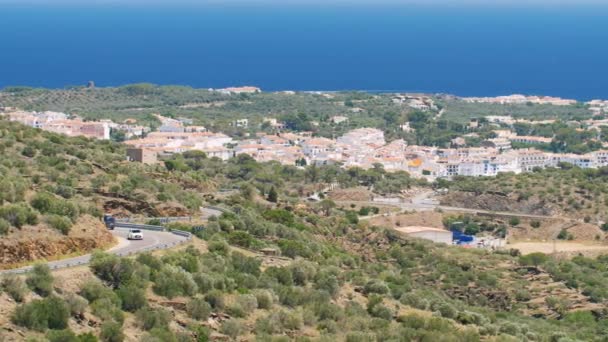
[{"left": 127, "top": 229, "right": 143, "bottom": 240}]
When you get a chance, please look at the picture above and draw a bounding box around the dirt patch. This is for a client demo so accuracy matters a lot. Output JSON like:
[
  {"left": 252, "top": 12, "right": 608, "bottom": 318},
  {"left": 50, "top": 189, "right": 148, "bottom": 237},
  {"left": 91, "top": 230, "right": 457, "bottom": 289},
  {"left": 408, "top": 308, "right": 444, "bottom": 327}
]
[
  {"left": 368, "top": 211, "right": 445, "bottom": 229},
  {"left": 440, "top": 191, "right": 556, "bottom": 216},
  {"left": 329, "top": 187, "right": 373, "bottom": 202},
  {"left": 508, "top": 241, "right": 608, "bottom": 256},
  {"left": 0, "top": 215, "right": 114, "bottom": 269},
  {"left": 509, "top": 219, "right": 606, "bottom": 242}
]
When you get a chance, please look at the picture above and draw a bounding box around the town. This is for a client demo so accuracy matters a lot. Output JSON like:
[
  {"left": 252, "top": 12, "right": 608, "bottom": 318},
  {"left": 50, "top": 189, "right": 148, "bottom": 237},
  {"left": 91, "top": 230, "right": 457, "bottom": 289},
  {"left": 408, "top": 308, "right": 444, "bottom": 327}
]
[{"left": 3, "top": 92, "right": 608, "bottom": 180}]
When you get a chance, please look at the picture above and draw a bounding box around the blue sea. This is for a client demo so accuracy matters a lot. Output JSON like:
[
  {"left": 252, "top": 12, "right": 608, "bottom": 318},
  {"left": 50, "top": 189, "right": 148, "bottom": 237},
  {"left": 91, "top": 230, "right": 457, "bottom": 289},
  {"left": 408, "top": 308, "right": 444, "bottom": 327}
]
[{"left": 1, "top": 2, "right": 608, "bottom": 100}]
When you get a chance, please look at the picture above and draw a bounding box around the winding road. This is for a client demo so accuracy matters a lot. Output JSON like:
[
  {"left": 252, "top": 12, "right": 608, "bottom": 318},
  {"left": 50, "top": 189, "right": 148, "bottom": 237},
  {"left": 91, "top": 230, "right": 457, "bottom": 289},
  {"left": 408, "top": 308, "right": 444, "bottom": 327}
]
[{"left": 0, "top": 228, "right": 190, "bottom": 275}]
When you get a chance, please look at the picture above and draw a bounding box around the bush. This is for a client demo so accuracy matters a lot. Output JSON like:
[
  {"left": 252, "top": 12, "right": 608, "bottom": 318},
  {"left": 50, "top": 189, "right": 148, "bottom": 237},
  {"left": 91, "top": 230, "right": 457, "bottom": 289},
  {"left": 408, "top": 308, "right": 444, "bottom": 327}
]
[
  {"left": 227, "top": 231, "right": 255, "bottom": 248},
  {"left": 12, "top": 295, "right": 69, "bottom": 331},
  {"left": 46, "top": 329, "right": 77, "bottom": 342},
  {"left": 400, "top": 292, "right": 429, "bottom": 310},
  {"left": 136, "top": 307, "right": 171, "bottom": 331},
  {"left": 432, "top": 302, "right": 458, "bottom": 319},
  {"left": 46, "top": 214, "right": 73, "bottom": 234},
  {"left": 518, "top": 252, "right": 549, "bottom": 267},
  {"left": 255, "top": 309, "right": 303, "bottom": 334},
  {"left": 141, "top": 328, "right": 178, "bottom": 342},
  {"left": 363, "top": 279, "right": 390, "bottom": 295},
  {"left": 153, "top": 265, "right": 198, "bottom": 298},
  {"left": 30, "top": 192, "right": 55, "bottom": 213},
  {"left": 116, "top": 284, "right": 147, "bottom": 312},
  {"left": 91, "top": 298, "right": 124, "bottom": 324},
  {"left": 0, "top": 217, "right": 9, "bottom": 234},
  {"left": 228, "top": 294, "right": 258, "bottom": 318},
  {"left": 64, "top": 292, "right": 89, "bottom": 317},
  {"left": 509, "top": 217, "right": 520, "bottom": 226},
  {"left": 530, "top": 220, "right": 541, "bottom": 228},
  {"left": 253, "top": 289, "right": 274, "bottom": 309},
  {"left": 90, "top": 252, "right": 142, "bottom": 289},
  {"left": 100, "top": 321, "right": 125, "bottom": 342},
  {"left": 187, "top": 297, "right": 212, "bottom": 320},
  {"left": 26, "top": 263, "right": 54, "bottom": 296},
  {"left": 2, "top": 274, "right": 28, "bottom": 302},
  {"left": 208, "top": 238, "right": 230, "bottom": 255},
  {"left": 220, "top": 318, "right": 245, "bottom": 339},
  {"left": 205, "top": 290, "right": 225, "bottom": 310},
  {"left": 0, "top": 203, "right": 38, "bottom": 228},
  {"left": 80, "top": 279, "right": 121, "bottom": 306},
  {"left": 46, "top": 329, "right": 97, "bottom": 342}
]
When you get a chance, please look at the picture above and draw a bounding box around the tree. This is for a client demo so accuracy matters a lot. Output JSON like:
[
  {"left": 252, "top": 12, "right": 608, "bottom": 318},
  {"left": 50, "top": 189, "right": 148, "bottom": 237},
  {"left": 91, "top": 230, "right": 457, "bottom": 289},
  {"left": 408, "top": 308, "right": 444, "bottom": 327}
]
[
  {"left": 319, "top": 199, "right": 336, "bottom": 216},
  {"left": 267, "top": 186, "right": 278, "bottom": 203},
  {"left": 240, "top": 184, "right": 255, "bottom": 201},
  {"left": 519, "top": 252, "right": 548, "bottom": 267}
]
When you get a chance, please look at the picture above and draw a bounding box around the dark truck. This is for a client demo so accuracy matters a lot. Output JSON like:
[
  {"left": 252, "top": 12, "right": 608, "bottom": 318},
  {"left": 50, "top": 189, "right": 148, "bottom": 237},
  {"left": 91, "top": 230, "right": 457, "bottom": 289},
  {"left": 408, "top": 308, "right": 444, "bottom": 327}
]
[{"left": 103, "top": 214, "right": 116, "bottom": 230}]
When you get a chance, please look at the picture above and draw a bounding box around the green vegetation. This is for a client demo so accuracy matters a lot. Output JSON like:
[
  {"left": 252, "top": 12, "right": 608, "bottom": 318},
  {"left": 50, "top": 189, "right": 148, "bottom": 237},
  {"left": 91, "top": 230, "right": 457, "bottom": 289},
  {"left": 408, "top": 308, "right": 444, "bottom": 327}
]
[
  {"left": 445, "top": 165, "right": 608, "bottom": 221},
  {"left": 436, "top": 98, "right": 591, "bottom": 123},
  {"left": 2, "top": 103, "right": 608, "bottom": 340}
]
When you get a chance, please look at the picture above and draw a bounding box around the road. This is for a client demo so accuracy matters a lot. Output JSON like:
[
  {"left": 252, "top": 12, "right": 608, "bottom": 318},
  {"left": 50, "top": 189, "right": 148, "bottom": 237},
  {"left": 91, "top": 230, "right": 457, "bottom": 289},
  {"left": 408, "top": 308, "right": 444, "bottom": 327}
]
[{"left": 0, "top": 228, "right": 190, "bottom": 275}]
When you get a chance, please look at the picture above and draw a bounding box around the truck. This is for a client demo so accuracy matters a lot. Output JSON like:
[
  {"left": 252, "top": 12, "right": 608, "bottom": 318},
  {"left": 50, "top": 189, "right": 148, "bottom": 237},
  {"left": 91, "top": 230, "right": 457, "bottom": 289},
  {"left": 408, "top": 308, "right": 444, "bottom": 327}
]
[{"left": 103, "top": 214, "right": 116, "bottom": 230}]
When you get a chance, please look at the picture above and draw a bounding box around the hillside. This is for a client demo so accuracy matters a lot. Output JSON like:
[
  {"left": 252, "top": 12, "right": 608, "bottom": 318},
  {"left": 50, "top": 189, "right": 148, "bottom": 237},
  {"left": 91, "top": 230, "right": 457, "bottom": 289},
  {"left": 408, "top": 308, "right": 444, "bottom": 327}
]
[
  {"left": 442, "top": 167, "right": 608, "bottom": 223},
  {"left": 3, "top": 192, "right": 608, "bottom": 341},
  {"left": 0, "top": 119, "right": 208, "bottom": 267},
  {"left": 0, "top": 122, "right": 608, "bottom": 341},
  {"left": 4, "top": 119, "right": 608, "bottom": 340}
]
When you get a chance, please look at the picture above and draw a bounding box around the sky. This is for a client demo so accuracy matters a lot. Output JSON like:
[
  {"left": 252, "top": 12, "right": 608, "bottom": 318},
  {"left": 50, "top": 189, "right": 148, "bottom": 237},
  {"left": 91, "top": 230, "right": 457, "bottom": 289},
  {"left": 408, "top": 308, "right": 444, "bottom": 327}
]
[{"left": 2, "top": 0, "right": 608, "bottom": 6}]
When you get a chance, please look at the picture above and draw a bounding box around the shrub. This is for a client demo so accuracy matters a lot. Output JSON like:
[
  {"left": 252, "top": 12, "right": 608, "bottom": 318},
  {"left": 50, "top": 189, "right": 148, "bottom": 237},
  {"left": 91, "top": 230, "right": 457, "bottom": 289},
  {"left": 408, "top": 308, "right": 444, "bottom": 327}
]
[
  {"left": 220, "top": 318, "right": 245, "bottom": 339},
  {"left": 46, "top": 329, "right": 97, "bottom": 342},
  {"left": 2, "top": 274, "right": 28, "bottom": 302},
  {"left": 509, "top": 217, "right": 521, "bottom": 227},
  {"left": 205, "top": 290, "right": 225, "bottom": 310},
  {"left": 0, "top": 217, "right": 9, "bottom": 234},
  {"left": 518, "top": 252, "right": 549, "bottom": 267},
  {"left": 363, "top": 279, "right": 390, "bottom": 295},
  {"left": 314, "top": 273, "right": 340, "bottom": 298},
  {"left": 253, "top": 289, "right": 274, "bottom": 309},
  {"left": 100, "top": 321, "right": 125, "bottom": 342},
  {"left": 153, "top": 265, "right": 198, "bottom": 298},
  {"left": 557, "top": 229, "right": 574, "bottom": 240},
  {"left": 530, "top": 220, "right": 541, "bottom": 228},
  {"left": 12, "top": 295, "right": 69, "bottom": 331},
  {"left": 228, "top": 230, "right": 254, "bottom": 248},
  {"left": 400, "top": 292, "right": 429, "bottom": 310},
  {"left": 30, "top": 192, "right": 55, "bottom": 213},
  {"left": 90, "top": 252, "right": 141, "bottom": 289},
  {"left": 64, "top": 292, "right": 89, "bottom": 317},
  {"left": 26, "top": 263, "right": 54, "bottom": 296},
  {"left": 136, "top": 307, "right": 171, "bottom": 331},
  {"left": 91, "top": 298, "right": 124, "bottom": 324},
  {"left": 208, "top": 238, "right": 230, "bottom": 255},
  {"left": 193, "top": 272, "right": 215, "bottom": 293},
  {"left": 346, "top": 332, "right": 376, "bottom": 342},
  {"left": 369, "top": 304, "right": 393, "bottom": 320},
  {"left": 80, "top": 279, "right": 121, "bottom": 306},
  {"left": 46, "top": 329, "right": 77, "bottom": 342},
  {"left": 45, "top": 214, "right": 73, "bottom": 234},
  {"left": 0, "top": 203, "right": 38, "bottom": 228},
  {"left": 141, "top": 328, "right": 178, "bottom": 342},
  {"left": 432, "top": 302, "right": 458, "bottom": 319},
  {"left": 255, "top": 309, "right": 303, "bottom": 334},
  {"left": 116, "top": 284, "right": 147, "bottom": 312},
  {"left": 186, "top": 297, "right": 212, "bottom": 320},
  {"left": 228, "top": 294, "right": 258, "bottom": 318}
]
